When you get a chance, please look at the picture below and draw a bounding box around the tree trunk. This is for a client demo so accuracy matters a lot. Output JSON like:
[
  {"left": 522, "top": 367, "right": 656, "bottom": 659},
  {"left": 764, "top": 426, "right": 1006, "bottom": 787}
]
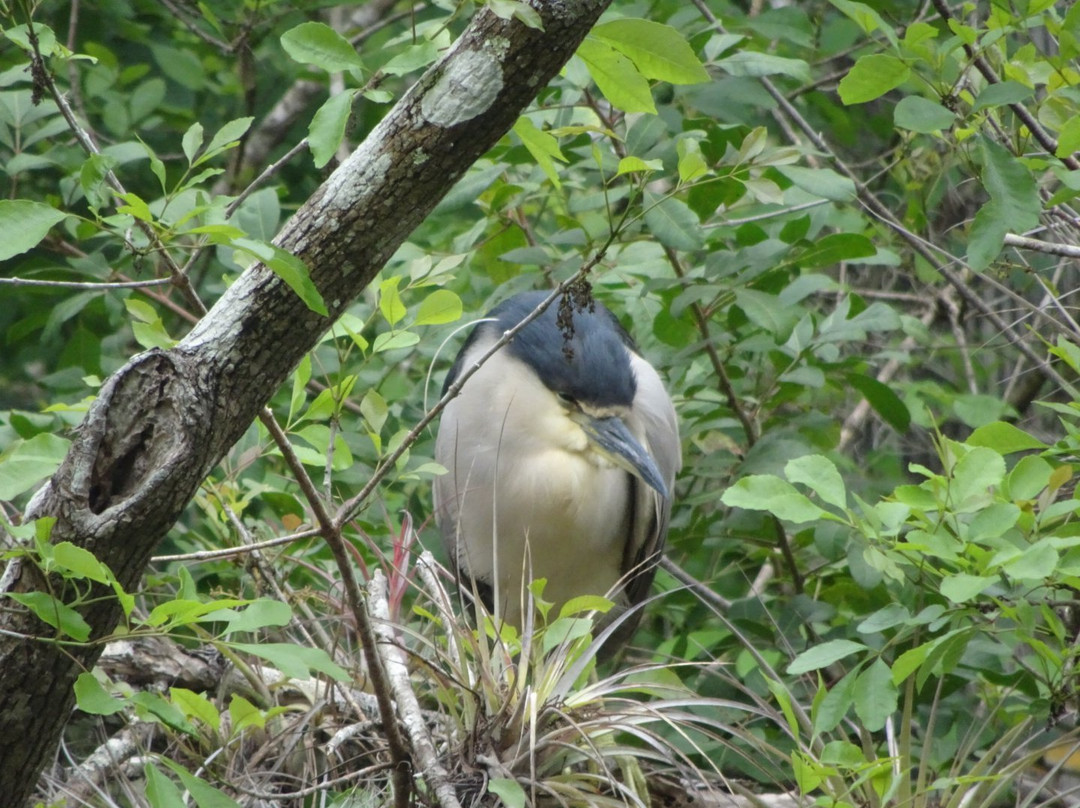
[{"left": 0, "top": 2, "right": 612, "bottom": 802}]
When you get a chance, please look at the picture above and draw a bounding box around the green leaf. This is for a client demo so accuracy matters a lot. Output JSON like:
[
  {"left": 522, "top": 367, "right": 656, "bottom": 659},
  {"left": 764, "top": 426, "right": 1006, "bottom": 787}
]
[
  {"left": 232, "top": 238, "right": 327, "bottom": 316},
  {"left": 734, "top": 289, "right": 798, "bottom": 335},
  {"left": 643, "top": 191, "right": 703, "bottom": 251},
  {"left": 893, "top": 96, "right": 955, "bottom": 133},
  {"left": 967, "top": 199, "right": 1007, "bottom": 270},
  {"left": 845, "top": 373, "right": 911, "bottom": 432},
  {"left": 145, "top": 763, "right": 186, "bottom": 808},
  {"left": 197, "top": 117, "right": 254, "bottom": 165},
  {"left": 381, "top": 40, "right": 439, "bottom": 76},
  {"left": 181, "top": 122, "right": 204, "bottom": 164},
  {"left": 160, "top": 757, "right": 243, "bottom": 808},
  {"left": 53, "top": 542, "right": 111, "bottom": 583},
  {"left": 0, "top": 200, "right": 68, "bottom": 261},
  {"left": 415, "top": 289, "right": 463, "bottom": 325},
  {"left": 590, "top": 19, "right": 709, "bottom": 84},
  {"left": 828, "top": 0, "right": 899, "bottom": 47},
  {"left": 74, "top": 672, "right": 126, "bottom": 715},
  {"left": 488, "top": 779, "right": 527, "bottom": 808},
  {"left": 513, "top": 116, "right": 566, "bottom": 188},
  {"left": 978, "top": 137, "right": 1040, "bottom": 233},
  {"left": 230, "top": 642, "right": 351, "bottom": 681},
  {"left": 813, "top": 668, "right": 858, "bottom": 733},
  {"left": 1002, "top": 541, "right": 1058, "bottom": 581},
  {"left": 785, "top": 455, "right": 846, "bottom": 510},
  {"left": 616, "top": 156, "right": 664, "bottom": 176},
  {"left": 212, "top": 598, "right": 292, "bottom": 634},
  {"left": 967, "top": 421, "right": 1046, "bottom": 454},
  {"left": 309, "top": 90, "right": 356, "bottom": 169},
  {"left": 1007, "top": 455, "right": 1053, "bottom": 500},
  {"left": 8, "top": 591, "right": 91, "bottom": 640},
  {"left": 373, "top": 330, "right": 420, "bottom": 353},
  {"left": 951, "top": 446, "right": 1005, "bottom": 507},
  {"left": 280, "top": 22, "right": 363, "bottom": 72},
  {"left": 576, "top": 39, "right": 655, "bottom": 114},
  {"left": 857, "top": 603, "right": 911, "bottom": 634},
  {"left": 777, "top": 165, "right": 856, "bottom": 201},
  {"left": 361, "top": 389, "right": 388, "bottom": 433},
  {"left": 0, "top": 432, "right": 71, "bottom": 500},
  {"left": 379, "top": 276, "right": 407, "bottom": 325},
  {"left": 722, "top": 475, "right": 827, "bottom": 524},
  {"left": 852, "top": 658, "right": 897, "bottom": 731},
  {"left": 717, "top": 51, "right": 810, "bottom": 82},
  {"left": 837, "top": 54, "right": 910, "bottom": 105},
  {"left": 787, "top": 639, "right": 867, "bottom": 674},
  {"left": 169, "top": 687, "right": 221, "bottom": 732},
  {"left": 972, "top": 81, "right": 1033, "bottom": 111},
  {"left": 940, "top": 574, "right": 994, "bottom": 604},
  {"left": 795, "top": 233, "right": 876, "bottom": 268}
]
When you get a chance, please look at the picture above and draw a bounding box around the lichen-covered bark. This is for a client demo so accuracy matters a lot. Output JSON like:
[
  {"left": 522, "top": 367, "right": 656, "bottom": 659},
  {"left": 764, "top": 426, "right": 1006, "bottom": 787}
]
[{"left": 0, "top": 1, "right": 612, "bottom": 803}]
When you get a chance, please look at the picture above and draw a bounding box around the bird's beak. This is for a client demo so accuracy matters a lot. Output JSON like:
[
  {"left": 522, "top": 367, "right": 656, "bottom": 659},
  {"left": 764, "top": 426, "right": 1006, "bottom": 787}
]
[{"left": 580, "top": 415, "right": 667, "bottom": 497}]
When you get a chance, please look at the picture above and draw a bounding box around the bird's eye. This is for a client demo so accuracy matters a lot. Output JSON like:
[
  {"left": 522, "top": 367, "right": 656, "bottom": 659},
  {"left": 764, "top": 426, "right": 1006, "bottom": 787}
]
[{"left": 556, "top": 392, "right": 578, "bottom": 408}]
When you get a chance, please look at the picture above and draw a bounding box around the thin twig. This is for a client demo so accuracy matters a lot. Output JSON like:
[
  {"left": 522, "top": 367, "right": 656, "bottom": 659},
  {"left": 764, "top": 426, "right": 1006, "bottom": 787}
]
[
  {"left": 1004, "top": 233, "right": 1080, "bottom": 259},
  {"left": 256, "top": 407, "right": 413, "bottom": 808},
  {"left": 0, "top": 276, "right": 174, "bottom": 289}
]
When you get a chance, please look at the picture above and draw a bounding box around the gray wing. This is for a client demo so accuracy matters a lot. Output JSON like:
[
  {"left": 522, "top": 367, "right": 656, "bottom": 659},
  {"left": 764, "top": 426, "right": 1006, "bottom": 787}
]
[{"left": 621, "top": 351, "right": 681, "bottom": 607}]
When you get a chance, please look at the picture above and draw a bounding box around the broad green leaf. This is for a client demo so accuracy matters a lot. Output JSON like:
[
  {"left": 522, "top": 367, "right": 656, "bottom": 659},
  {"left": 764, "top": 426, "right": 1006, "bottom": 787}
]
[
  {"left": 197, "top": 117, "right": 254, "bottom": 165},
  {"left": 777, "top": 165, "right": 856, "bottom": 201},
  {"left": 373, "top": 330, "right": 421, "bottom": 353},
  {"left": 280, "top": 22, "right": 363, "bottom": 72},
  {"left": 837, "top": 54, "right": 909, "bottom": 105},
  {"left": 857, "top": 604, "right": 911, "bottom": 634},
  {"left": 795, "top": 233, "right": 876, "bottom": 268},
  {"left": 145, "top": 763, "right": 186, "bottom": 808},
  {"left": 381, "top": 40, "right": 439, "bottom": 76},
  {"left": 542, "top": 616, "right": 593, "bottom": 653},
  {"left": 232, "top": 238, "right": 327, "bottom": 316},
  {"left": 940, "top": 573, "right": 994, "bottom": 604},
  {"left": 722, "top": 475, "right": 826, "bottom": 523},
  {"left": 231, "top": 642, "right": 351, "bottom": 681},
  {"left": 309, "top": 90, "right": 356, "bottom": 169},
  {"left": 181, "top": 122, "right": 204, "bottom": 164},
  {"left": 1057, "top": 116, "right": 1080, "bottom": 159},
  {"left": 717, "top": 51, "right": 810, "bottom": 82},
  {"left": 615, "top": 156, "right": 663, "bottom": 176},
  {"left": 1007, "top": 455, "right": 1054, "bottom": 500},
  {"left": 967, "top": 199, "right": 1007, "bottom": 270},
  {"left": 160, "top": 757, "right": 243, "bottom": 808},
  {"left": 8, "top": 591, "right": 91, "bottom": 640},
  {"left": 0, "top": 200, "right": 68, "bottom": 261},
  {"left": 229, "top": 694, "right": 266, "bottom": 734},
  {"left": 735, "top": 288, "right": 799, "bottom": 335},
  {"left": 643, "top": 191, "right": 704, "bottom": 251},
  {"left": 845, "top": 373, "right": 911, "bottom": 432},
  {"left": 967, "top": 421, "right": 1046, "bottom": 454},
  {"left": 211, "top": 598, "right": 292, "bottom": 634},
  {"left": 676, "top": 139, "right": 708, "bottom": 183},
  {"left": 488, "top": 779, "right": 527, "bottom": 808},
  {"left": 74, "top": 672, "right": 126, "bottom": 715},
  {"left": 979, "top": 137, "right": 1039, "bottom": 235},
  {"left": 591, "top": 19, "right": 709, "bottom": 84},
  {"left": 852, "top": 658, "right": 897, "bottom": 731},
  {"left": 0, "top": 432, "right": 71, "bottom": 500},
  {"left": 1002, "top": 541, "right": 1057, "bottom": 581},
  {"left": 893, "top": 95, "right": 955, "bottom": 133},
  {"left": 829, "top": 0, "right": 899, "bottom": 47},
  {"left": 785, "top": 455, "right": 846, "bottom": 510},
  {"left": 576, "top": 39, "right": 655, "bottom": 114},
  {"left": 361, "top": 389, "right": 388, "bottom": 433},
  {"left": 415, "top": 289, "right": 463, "bottom": 325},
  {"left": 951, "top": 446, "right": 1005, "bottom": 507},
  {"left": 813, "top": 668, "right": 858, "bottom": 733},
  {"left": 513, "top": 116, "right": 566, "bottom": 188},
  {"left": 787, "top": 639, "right": 866, "bottom": 674},
  {"left": 972, "top": 80, "right": 1033, "bottom": 111},
  {"left": 379, "top": 276, "right": 407, "bottom": 325},
  {"left": 170, "top": 687, "right": 221, "bottom": 731},
  {"left": 53, "top": 542, "right": 111, "bottom": 583}
]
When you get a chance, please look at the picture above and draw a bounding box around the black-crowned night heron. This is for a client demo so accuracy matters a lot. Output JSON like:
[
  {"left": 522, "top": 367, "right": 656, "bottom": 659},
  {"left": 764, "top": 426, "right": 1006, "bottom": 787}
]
[{"left": 434, "top": 291, "right": 680, "bottom": 648}]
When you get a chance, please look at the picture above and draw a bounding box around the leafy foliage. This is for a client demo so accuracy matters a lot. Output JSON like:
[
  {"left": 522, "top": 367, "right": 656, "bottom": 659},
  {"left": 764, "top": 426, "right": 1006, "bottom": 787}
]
[{"left": 2, "top": 0, "right": 1080, "bottom": 805}]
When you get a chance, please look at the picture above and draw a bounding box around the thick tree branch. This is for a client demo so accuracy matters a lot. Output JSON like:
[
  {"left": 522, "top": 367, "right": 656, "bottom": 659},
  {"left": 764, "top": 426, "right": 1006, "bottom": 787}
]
[{"left": 0, "top": 2, "right": 613, "bottom": 803}]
